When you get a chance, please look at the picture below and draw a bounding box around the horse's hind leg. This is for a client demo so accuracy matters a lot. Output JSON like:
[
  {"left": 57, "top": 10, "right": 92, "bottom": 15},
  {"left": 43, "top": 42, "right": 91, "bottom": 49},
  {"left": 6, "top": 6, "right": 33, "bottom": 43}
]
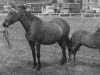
[
  {"left": 73, "top": 44, "right": 81, "bottom": 63},
  {"left": 29, "top": 41, "right": 37, "bottom": 68},
  {"left": 66, "top": 37, "right": 72, "bottom": 62},
  {"left": 58, "top": 41, "right": 67, "bottom": 65},
  {"left": 36, "top": 42, "right": 41, "bottom": 70}
]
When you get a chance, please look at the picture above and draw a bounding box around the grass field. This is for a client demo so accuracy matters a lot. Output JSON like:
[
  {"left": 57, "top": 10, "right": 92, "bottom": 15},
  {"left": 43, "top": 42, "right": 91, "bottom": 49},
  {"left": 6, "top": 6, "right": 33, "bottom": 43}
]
[{"left": 0, "top": 16, "right": 100, "bottom": 75}]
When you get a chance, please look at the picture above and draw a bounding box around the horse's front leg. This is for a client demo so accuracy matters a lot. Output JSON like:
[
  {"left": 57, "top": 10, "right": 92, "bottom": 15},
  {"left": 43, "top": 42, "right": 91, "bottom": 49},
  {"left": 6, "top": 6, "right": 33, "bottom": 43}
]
[
  {"left": 36, "top": 42, "right": 41, "bottom": 70},
  {"left": 28, "top": 41, "right": 37, "bottom": 68}
]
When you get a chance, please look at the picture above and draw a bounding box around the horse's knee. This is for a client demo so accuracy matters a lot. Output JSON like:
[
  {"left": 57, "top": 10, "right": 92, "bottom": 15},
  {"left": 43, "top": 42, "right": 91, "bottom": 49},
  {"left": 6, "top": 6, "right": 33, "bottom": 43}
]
[{"left": 36, "top": 43, "right": 40, "bottom": 56}]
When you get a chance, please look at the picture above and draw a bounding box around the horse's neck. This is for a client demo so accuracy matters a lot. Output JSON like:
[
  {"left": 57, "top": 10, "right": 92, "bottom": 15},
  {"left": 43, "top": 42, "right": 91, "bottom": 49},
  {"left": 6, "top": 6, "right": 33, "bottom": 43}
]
[
  {"left": 19, "top": 16, "right": 31, "bottom": 32},
  {"left": 19, "top": 13, "right": 43, "bottom": 32}
]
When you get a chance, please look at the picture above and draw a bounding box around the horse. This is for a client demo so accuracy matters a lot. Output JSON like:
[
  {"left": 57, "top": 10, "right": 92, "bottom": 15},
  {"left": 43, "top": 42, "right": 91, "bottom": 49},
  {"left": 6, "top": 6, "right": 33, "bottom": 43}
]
[
  {"left": 2, "top": 3, "right": 71, "bottom": 70},
  {"left": 69, "top": 27, "right": 100, "bottom": 63}
]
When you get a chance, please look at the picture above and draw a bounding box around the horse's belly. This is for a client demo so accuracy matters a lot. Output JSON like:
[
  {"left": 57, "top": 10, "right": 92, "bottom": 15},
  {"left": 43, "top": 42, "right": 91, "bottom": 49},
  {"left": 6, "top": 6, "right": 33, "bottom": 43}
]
[
  {"left": 39, "top": 33, "right": 61, "bottom": 45},
  {"left": 39, "top": 40, "right": 57, "bottom": 45},
  {"left": 38, "top": 27, "right": 63, "bottom": 45}
]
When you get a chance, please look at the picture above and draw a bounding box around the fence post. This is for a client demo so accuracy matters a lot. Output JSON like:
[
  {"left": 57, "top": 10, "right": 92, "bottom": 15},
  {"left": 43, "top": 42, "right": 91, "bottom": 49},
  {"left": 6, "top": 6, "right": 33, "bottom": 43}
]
[
  {"left": 59, "top": 13, "right": 61, "bottom": 18},
  {"left": 70, "top": 13, "right": 71, "bottom": 18},
  {"left": 38, "top": 13, "right": 40, "bottom": 17},
  {"left": 49, "top": 13, "right": 51, "bottom": 17},
  {"left": 94, "top": 14, "right": 96, "bottom": 19},
  {"left": 81, "top": 13, "right": 83, "bottom": 18}
]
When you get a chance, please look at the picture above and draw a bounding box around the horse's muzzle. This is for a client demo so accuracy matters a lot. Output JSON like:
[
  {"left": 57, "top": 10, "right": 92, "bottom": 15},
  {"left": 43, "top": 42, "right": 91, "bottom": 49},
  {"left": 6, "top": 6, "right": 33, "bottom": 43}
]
[{"left": 2, "top": 23, "right": 9, "bottom": 28}]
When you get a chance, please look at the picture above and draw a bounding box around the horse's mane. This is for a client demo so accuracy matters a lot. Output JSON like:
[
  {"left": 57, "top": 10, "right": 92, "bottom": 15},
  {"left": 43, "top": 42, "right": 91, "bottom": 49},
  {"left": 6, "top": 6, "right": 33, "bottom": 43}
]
[{"left": 23, "top": 10, "right": 42, "bottom": 22}]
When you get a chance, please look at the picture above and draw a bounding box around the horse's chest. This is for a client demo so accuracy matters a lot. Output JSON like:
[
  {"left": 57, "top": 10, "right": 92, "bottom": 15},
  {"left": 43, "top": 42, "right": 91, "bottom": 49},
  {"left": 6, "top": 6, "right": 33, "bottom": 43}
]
[
  {"left": 25, "top": 32, "right": 35, "bottom": 41},
  {"left": 25, "top": 27, "right": 36, "bottom": 41}
]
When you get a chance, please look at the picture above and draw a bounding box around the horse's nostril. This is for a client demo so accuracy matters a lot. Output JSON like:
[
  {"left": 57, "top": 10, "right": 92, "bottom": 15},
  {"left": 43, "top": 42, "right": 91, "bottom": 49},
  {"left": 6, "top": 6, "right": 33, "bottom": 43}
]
[
  {"left": 2, "top": 24, "right": 5, "bottom": 27},
  {"left": 3, "top": 24, "right": 5, "bottom": 27},
  {"left": 2, "top": 24, "right": 8, "bottom": 28}
]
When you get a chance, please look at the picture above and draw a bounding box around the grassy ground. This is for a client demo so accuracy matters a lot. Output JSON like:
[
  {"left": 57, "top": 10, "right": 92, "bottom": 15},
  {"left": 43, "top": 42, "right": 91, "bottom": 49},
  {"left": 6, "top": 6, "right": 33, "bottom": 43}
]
[{"left": 0, "top": 16, "right": 100, "bottom": 75}]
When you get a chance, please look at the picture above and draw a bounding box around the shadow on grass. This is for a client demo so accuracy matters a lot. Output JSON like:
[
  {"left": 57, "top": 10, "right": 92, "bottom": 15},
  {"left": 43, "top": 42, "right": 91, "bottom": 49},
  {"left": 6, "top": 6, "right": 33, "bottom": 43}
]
[
  {"left": 28, "top": 58, "right": 61, "bottom": 68},
  {"left": 72, "top": 59, "right": 100, "bottom": 69}
]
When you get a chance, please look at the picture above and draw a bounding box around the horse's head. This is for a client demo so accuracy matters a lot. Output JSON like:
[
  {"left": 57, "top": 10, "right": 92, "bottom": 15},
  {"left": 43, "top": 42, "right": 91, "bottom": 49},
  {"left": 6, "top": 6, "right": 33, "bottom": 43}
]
[
  {"left": 2, "top": 10, "right": 19, "bottom": 27},
  {"left": 96, "top": 25, "right": 100, "bottom": 32},
  {"left": 2, "top": 3, "right": 27, "bottom": 28}
]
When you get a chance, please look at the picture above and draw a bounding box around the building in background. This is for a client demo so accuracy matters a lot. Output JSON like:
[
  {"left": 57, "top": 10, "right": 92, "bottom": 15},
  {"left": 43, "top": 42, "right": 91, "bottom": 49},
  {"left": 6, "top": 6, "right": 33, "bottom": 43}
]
[
  {"left": 2, "top": 0, "right": 100, "bottom": 13},
  {"left": 26, "top": 2, "right": 45, "bottom": 13},
  {"left": 25, "top": 0, "right": 56, "bottom": 13},
  {"left": 82, "top": 0, "right": 99, "bottom": 13},
  {"left": 60, "top": 0, "right": 81, "bottom": 13}
]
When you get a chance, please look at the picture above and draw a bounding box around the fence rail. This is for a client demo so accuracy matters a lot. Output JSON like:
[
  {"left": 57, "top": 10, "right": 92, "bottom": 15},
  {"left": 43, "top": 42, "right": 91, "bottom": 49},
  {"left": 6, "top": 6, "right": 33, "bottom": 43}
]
[
  {"left": 32, "top": 13, "right": 100, "bottom": 19},
  {"left": 1, "top": 13, "right": 100, "bottom": 19}
]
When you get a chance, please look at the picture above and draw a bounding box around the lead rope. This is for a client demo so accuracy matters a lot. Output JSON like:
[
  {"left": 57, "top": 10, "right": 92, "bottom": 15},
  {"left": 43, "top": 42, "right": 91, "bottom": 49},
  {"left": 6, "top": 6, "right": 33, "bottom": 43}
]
[{"left": 3, "top": 30, "right": 12, "bottom": 49}]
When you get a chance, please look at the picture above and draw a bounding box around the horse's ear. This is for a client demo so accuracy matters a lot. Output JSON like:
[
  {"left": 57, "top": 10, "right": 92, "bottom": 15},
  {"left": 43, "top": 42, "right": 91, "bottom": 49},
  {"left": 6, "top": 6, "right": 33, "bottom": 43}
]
[
  {"left": 9, "top": 3, "right": 19, "bottom": 13},
  {"left": 9, "top": 3, "right": 16, "bottom": 9}
]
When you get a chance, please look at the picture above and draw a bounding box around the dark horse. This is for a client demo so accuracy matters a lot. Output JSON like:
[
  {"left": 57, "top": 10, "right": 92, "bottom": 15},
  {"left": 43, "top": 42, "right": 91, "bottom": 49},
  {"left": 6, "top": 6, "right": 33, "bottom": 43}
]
[
  {"left": 69, "top": 27, "right": 100, "bottom": 63},
  {"left": 2, "top": 3, "right": 71, "bottom": 70}
]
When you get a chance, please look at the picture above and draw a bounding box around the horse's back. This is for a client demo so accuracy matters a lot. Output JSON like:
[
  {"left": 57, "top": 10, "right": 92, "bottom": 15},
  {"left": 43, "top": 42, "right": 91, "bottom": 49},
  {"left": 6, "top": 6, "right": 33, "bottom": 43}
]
[{"left": 49, "top": 18, "right": 70, "bottom": 35}]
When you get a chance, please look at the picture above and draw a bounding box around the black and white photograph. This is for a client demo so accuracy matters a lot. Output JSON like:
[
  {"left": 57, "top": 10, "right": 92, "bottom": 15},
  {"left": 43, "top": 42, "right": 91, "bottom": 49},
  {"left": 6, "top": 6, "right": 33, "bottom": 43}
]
[{"left": 0, "top": 0, "right": 100, "bottom": 75}]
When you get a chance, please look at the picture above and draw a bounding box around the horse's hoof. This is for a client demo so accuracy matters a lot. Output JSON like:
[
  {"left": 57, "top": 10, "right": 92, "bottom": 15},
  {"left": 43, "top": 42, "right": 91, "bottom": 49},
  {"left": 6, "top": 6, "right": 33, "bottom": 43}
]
[
  {"left": 68, "top": 59, "right": 71, "bottom": 63},
  {"left": 73, "top": 62, "right": 76, "bottom": 65},
  {"left": 36, "top": 67, "right": 41, "bottom": 71},
  {"left": 60, "top": 58, "right": 66, "bottom": 65},
  {"left": 71, "top": 61, "right": 76, "bottom": 66},
  {"left": 33, "top": 66, "right": 37, "bottom": 68},
  {"left": 60, "top": 61, "right": 66, "bottom": 65},
  {"left": 73, "top": 61, "right": 75, "bottom": 64},
  {"left": 67, "top": 62, "right": 70, "bottom": 67},
  {"left": 33, "top": 63, "right": 37, "bottom": 68}
]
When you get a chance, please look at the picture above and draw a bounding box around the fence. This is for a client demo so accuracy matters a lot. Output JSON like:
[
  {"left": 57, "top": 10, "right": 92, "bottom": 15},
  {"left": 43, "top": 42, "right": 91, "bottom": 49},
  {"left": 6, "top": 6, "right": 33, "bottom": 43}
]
[
  {"left": 1, "top": 13, "right": 100, "bottom": 19},
  {"left": 32, "top": 13, "right": 100, "bottom": 19}
]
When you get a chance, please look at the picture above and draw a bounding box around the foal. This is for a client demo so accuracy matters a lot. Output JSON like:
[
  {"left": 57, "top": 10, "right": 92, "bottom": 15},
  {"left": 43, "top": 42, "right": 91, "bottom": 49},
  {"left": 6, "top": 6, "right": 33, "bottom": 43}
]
[{"left": 69, "top": 29, "right": 100, "bottom": 63}]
